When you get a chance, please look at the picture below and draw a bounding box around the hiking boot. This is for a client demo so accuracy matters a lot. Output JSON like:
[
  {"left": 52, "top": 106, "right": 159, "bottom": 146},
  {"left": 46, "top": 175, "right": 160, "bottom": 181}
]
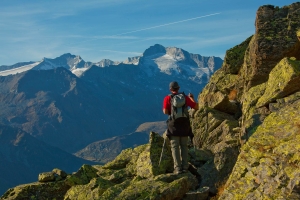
[{"left": 173, "top": 169, "right": 183, "bottom": 175}]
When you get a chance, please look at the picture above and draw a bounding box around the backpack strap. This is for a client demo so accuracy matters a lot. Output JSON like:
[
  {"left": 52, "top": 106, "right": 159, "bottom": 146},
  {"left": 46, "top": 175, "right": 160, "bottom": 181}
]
[{"left": 168, "top": 94, "right": 175, "bottom": 120}]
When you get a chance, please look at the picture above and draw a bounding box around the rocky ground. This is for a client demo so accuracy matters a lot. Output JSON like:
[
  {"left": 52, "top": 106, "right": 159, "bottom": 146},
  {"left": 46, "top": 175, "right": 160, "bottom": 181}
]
[{"left": 1, "top": 132, "right": 210, "bottom": 200}]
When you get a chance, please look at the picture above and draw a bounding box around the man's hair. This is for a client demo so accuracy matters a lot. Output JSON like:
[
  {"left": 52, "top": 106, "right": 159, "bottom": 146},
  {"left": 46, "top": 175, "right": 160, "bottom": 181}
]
[
  {"left": 169, "top": 81, "right": 180, "bottom": 91},
  {"left": 170, "top": 88, "right": 179, "bottom": 92}
]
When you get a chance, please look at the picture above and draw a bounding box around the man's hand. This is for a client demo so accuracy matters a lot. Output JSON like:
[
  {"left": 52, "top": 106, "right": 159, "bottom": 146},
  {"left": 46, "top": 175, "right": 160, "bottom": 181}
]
[{"left": 163, "top": 108, "right": 170, "bottom": 115}]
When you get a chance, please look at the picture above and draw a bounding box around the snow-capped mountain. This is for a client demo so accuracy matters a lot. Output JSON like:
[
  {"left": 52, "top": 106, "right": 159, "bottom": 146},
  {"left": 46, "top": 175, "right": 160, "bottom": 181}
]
[
  {"left": 94, "top": 59, "right": 120, "bottom": 67},
  {"left": 0, "top": 44, "right": 222, "bottom": 85},
  {"left": 138, "top": 44, "right": 221, "bottom": 84}
]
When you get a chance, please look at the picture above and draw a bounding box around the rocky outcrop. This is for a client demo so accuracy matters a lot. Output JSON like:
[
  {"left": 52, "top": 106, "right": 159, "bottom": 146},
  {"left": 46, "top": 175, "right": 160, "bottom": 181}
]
[
  {"left": 1, "top": 132, "right": 210, "bottom": 200},
  {"left": 189, "top": 2, "right": 300, "bottom": 199},
  {"left": 242, "top": 2, "right": 300, "bottom": 89}
]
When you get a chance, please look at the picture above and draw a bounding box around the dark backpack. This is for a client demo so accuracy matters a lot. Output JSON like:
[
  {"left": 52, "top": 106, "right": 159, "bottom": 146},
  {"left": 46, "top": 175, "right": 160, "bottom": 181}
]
[{"left": 169, "top": 92, "right": 189, "bottom": 120}]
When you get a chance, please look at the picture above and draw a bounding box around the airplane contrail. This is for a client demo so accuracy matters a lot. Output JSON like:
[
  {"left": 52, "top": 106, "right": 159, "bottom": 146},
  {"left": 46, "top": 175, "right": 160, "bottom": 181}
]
[{"left": 112, "top": 13, "right": 221, "bottom": 36}]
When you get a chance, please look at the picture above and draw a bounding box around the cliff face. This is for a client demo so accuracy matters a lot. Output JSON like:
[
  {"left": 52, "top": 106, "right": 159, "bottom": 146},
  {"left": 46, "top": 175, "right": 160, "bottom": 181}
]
[
  {"left": 191, "top": 2, "right": 300, "bottom": 199},
  {"left": 242, "top": 3, "right": 300, "bottom": 89}
]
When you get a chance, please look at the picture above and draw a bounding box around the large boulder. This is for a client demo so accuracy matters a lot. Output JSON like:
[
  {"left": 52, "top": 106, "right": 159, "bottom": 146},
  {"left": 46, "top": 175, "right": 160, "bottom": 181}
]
[
  {"left": 0, "top": 181, "right": 71, "bottom": 200},
  {"left": 219, "top": 99, "right": 300, "bottom": 199},
  {"left": 136, "top": 132, "right": 173, "bottom": 178},
  {"left": 38, "top": 172, "right": 55, "bottom": 182},
  {"left": 256, "top": 57, "right": 300, "bottom": 107}
]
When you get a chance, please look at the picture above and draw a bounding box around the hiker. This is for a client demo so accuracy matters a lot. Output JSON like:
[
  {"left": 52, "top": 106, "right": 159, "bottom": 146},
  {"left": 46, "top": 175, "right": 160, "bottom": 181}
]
[{"left": 162, "top": 81, "right": 199, "bottom": 174}]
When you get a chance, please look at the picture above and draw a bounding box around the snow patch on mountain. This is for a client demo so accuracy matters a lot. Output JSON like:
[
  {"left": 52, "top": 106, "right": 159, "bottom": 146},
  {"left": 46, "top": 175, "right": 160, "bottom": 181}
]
[
  {"left": 33, "top": 58, "right": 58, "bottom": 70},
  {"left": 0, "top": 61, "right": 41, "bottom": 76},
  {"left": 72, "top": 67, "right": 89, "bottom": 77}
]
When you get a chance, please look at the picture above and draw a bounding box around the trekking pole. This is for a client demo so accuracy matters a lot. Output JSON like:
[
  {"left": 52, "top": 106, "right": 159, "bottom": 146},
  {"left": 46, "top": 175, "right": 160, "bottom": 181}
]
[{"left": 158, "top": 138, "right": 166, "bottom": 166}]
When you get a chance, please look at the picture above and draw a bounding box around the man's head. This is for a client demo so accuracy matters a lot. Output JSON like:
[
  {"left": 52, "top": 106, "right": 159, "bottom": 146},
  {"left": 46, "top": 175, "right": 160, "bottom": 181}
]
[{"left": 169, "top": 81, "right": 180, "bottom": 92}]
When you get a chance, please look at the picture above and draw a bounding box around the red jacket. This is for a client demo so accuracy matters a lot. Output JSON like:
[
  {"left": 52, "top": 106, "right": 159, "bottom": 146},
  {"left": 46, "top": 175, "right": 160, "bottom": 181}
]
[{"left": 163, "top": 94, "right": 197, "bottom": 113}]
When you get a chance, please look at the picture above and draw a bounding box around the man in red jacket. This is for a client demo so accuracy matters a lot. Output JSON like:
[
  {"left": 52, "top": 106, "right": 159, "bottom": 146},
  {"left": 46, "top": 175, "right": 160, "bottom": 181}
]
[{"left": 163, "top": 81, "right": 199, "bottom": 174}]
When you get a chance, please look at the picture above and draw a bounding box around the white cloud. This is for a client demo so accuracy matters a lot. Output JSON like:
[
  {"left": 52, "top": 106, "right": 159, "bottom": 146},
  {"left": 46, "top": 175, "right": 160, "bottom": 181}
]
[{"left": 112, "top": 13, "right": 221, "bottom": 36}]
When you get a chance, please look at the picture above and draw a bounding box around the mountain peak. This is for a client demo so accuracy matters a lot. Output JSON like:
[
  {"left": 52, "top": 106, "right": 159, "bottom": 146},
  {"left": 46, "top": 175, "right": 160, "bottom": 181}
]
[
  {"left": 143, "top": 44, "right": 166, "bottom": 57},
  {"left": 166, "top": 46, "right": 190, "bottom": 61}
]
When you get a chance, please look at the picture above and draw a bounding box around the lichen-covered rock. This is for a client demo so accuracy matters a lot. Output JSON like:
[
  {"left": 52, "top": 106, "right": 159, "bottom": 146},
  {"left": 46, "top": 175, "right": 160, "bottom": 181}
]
[
  {"left": 257, "top": 57, "right": 300, "bottom": 107},
  {"left": 53, "top": 168, "right": 68, "bottom": 179},
  {"left": 136, "top": 132, "right": 173, "bottom": 178},
  {"left": 198, "top": 70, "right": 239, "bottom": 114},
  {"left": 65, "top": 164, "right": 99, "bottom": 186},
  {"left": 219, "top": 99, "right": 300, "bottom": 199},
  {"left": 241, "top": 2, "right": 300, "bottom": 89},
  {"left": 191, "top": 106, "right": 240, "bottom": 194},
  {"left": 105, "top": 173, "right": 197, "bottom": 200},
  {"left": 184, "top": 186, "right": 209, "bottom": 200},
  {"left": 38, "top": 171, "right": 55, "bottom": 182},
  {"left": 64, "top": 177, "right": 114, "bottom": 199},
  {"left": 102, "top": 148, "right": 134, "bottom": 170},
  {"left": 269, "top": 91, "right": 300, "bottom": 112},
  {"left": 222, "top": 36, "right": 253, "bottom": 75},
  {"left": 1, "top": 181, "right": 71, "bottom": 200},
  {"left": 241, "top": 83, "right": 266, "bottom": 126}
]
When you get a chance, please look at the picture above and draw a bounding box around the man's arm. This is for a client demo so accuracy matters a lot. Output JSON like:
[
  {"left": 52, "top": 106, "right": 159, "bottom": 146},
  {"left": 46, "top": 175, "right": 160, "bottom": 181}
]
[
  {"left": 162, "top": 96, "right": 171, "bottom": 115},
  {"left": 188, "top": 93, "right": 199, "bottom": 110},
  {"left": 163, "top": 108, "right": 170, "bottom": 115}
]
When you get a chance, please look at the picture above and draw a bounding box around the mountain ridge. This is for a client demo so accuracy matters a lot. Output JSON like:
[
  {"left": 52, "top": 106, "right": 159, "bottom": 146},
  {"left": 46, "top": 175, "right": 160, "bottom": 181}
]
[{"left": 0, "top": 44, "right": 222, "bottom": 83}]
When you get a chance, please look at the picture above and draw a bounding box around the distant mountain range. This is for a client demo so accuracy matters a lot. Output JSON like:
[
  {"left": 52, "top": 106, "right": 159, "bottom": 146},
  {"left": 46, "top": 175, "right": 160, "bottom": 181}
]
[
  {"left": 0, "top": 44, "right": 223, "bottom": 153},
  {"left": 0, "top": 44, "right": 221, "bottom": 82},
  {"left": 0, "top": 44, "right": 223, "bottom": 194}
]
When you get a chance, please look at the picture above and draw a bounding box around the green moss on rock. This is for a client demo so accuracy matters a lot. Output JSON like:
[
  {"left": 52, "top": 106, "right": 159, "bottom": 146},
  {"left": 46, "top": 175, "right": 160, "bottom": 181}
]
[
  {"left": 65, "top": 165, "right": 99, "bottom": 186},
  {"left": 1, "top": 181, "right": 71, "bottom": 200},
  {"left": 64, "top": 177, "right": 114, "bottom": 199},
  {"left": 223, "top": 36, "right": 253, "bottom": 74},
  {"left": 220, "top": 99, "right": 300, "bottom": 199},
  {"left": 257, "top": 57, "right": 300, "bottom": 107},
  {"left": 102, "top": 148, "right": 134, "bottom": 170},
  {"left": 136, "top": 132, "right": 173, "bottom": 178}
]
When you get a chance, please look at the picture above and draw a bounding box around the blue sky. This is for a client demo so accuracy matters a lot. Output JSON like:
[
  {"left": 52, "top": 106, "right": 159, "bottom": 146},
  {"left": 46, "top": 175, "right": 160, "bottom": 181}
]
[{"left": 0, "top": 0, "right": 297, "bottom": 65}]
